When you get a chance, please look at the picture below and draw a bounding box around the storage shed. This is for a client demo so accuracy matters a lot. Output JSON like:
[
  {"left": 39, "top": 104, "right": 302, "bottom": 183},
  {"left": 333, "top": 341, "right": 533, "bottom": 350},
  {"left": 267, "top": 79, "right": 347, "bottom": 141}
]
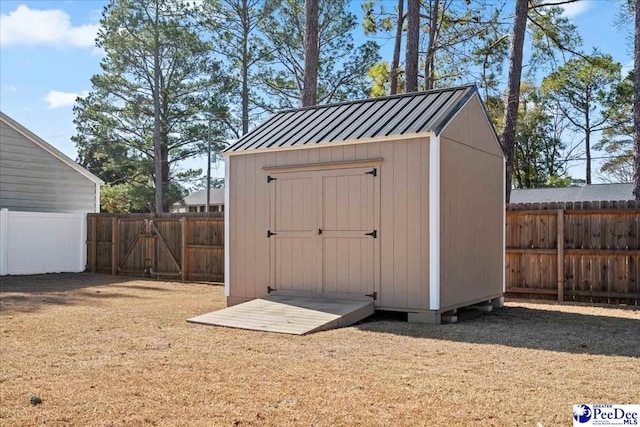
[{"left": 223, "top": 84, "right": 505, "bottom": 324}]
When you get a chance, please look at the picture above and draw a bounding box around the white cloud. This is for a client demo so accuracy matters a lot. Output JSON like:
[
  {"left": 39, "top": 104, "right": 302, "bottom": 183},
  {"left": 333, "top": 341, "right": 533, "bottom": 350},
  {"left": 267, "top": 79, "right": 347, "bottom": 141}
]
[
  {"left": 44, "top": 90, "right": 88, "bottom": 109},
  {"left": 621, "top": 60, "right": 634, "bottom": 77},
  {"left": 561, "top": 0, "right": 593, "bottom": 18},
  {"left": 0, "top": 5, "right": 98, "bottom": 49},
  {"left": 6, "top": 85, "right": 18, "bottom": 93}
]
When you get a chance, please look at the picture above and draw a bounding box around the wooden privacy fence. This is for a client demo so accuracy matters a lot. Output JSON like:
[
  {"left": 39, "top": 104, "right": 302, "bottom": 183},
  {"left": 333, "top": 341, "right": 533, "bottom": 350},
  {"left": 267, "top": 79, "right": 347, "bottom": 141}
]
[
  {"left": 86, "top": 213, "right": 224, "bottom": 282},
  {"left": 506, "top": 201, "right": 640, "bottom": 305}
]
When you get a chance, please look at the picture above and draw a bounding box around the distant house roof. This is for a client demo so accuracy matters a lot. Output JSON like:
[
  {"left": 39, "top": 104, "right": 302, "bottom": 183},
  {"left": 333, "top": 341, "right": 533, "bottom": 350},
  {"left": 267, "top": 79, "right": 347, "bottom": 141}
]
[
  {"left": 173, "top": 188, "right": 225, "bottom": 206},
  {"left": 0, "top": 111, "right": 104, "bottom": 185},
  {"left": 225, "top": 84, "right": 488, "bottom": 153},
  {"left": 510, "top": 183, "right": 632, "bottom": 204}
]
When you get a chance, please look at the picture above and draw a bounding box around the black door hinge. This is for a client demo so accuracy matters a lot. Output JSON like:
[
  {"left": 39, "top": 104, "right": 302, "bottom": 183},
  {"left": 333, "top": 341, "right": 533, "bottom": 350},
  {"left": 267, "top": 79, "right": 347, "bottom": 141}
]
[
  {"left": 267, "top": 230, "right": 278, "bottom": 238},
  {"left": 267, "top": 175, "right": 277, "bottom": 183},
  {"left": 365, "top": 230, "right": 377, "bottom": 238},
  {"left": 267, "top": 286, "right": 277, "bottom": 293},
  {"left": 365, "top": 291, "right": 377, "bottom": 300},
  {"left": 365, "top": 168, "right": 377, "bottom": 177}
]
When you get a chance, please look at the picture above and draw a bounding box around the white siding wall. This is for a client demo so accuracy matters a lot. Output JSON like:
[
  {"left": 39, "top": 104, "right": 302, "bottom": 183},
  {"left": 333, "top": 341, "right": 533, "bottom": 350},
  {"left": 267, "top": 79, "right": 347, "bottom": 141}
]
[
  {"left": 0, "top": 121, "right": 97, "bottom": 213},
  {"left": 0, "top": 209, "right": 86, "bottom": 275}
]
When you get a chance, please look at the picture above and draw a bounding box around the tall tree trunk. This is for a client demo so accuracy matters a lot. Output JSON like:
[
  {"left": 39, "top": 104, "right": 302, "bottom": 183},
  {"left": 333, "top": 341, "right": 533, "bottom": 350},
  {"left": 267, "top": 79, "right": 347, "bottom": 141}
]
[
  {"left": 405, "top": 0, "right": 420, "bottom": 92},
  {"left": 424, "top": 0, "right": 439, "bottom": 90},
  {"left": 585, "top": 108, "right": 592, "bottom": 184},
  {"left": 390, "top": 0, "right": 404, "bottom": 95},
  {"left": 633, "top": 0, "right": 640, "bottom": 199},
  {"left": 161, "top": 145, "right": 170, "bottom": 212},
  {"left": 241, "top": 0, "right": 249, "bottom": 135},
  {"left": 153, "top": 1, "right": 163, "bottom": 213},
  {"left": 500, "top": 0, "right": 528, "bottom": 204},
  {"left": 301, "top": 0, "right": 319, "bottom": 106}
]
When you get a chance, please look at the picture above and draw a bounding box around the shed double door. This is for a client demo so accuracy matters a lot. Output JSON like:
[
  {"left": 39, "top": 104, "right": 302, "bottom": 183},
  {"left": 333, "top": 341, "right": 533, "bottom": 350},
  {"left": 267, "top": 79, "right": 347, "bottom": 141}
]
[{"left": 269, "top": 167, "right": 377, "bottom": 297}]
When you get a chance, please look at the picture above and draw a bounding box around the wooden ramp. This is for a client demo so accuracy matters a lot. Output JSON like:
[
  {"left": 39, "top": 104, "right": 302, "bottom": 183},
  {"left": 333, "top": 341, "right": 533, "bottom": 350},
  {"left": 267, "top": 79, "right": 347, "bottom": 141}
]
[{"left": 187, "top": 295, "right": 374, "bottom": 335}]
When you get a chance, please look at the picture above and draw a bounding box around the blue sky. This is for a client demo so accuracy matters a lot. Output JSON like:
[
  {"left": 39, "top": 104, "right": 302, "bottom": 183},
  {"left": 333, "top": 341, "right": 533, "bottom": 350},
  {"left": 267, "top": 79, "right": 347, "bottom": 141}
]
[{"left": 0, "top": 0, "right": 634, "bottom": 183}]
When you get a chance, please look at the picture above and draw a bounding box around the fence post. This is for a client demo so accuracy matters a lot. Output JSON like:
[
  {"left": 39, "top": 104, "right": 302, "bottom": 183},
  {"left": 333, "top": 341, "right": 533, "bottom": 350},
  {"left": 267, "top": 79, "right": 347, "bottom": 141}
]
[
  {"left": 181, "top": 217, "right": 188, "bottom": 282},
  {"left": 91, "top": 216, "right": 98, "bottom": 273},
  {"left": 111, "top": 216, "right": 119, "bottom": 275},
  {"left": 0, "top": 209, "right": 8, "bottom": 276},
  {"left": 557, "top": 208, "right": 564, "bottom": 303}
]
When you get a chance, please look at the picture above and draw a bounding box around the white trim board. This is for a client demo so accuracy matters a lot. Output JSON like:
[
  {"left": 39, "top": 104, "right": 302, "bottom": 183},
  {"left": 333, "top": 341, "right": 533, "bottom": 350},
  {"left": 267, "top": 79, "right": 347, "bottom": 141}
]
[
  {"left": 428, "top": 135, "right": 441, "bottom": 310},
  {"left": 224, "top": 159, "right": 231, "bottom": 297},
  {"left": 0, "top": 112, "right": 105, "bottom": 185}
]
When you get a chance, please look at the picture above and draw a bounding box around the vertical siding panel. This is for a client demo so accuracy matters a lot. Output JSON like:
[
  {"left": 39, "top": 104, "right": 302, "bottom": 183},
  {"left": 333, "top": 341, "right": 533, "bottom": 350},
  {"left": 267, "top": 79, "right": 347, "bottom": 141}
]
[
  {"left": 343, "top": 144, "right": 356, "bottom": 161},
  {"left": 420, "top": 138, "right": 430, "bottom": 309},
  {"left": 265, "top": 152, "right": 278, "bottom": 167},
  {"left": 336, "top": 176, "right": 349, "bottom": 230},
  {"left": 393, "top": 141, "right": 408, "bottom": 308},
  {"left": 319, "top": 146, "right": 332, "bottom": 163},
  {"left": 355, "top": 144, "right": 368, "bottom": 160},
  {"left": 380, "top": 141, "right": 395, "bottom": 306},
  {"left": 331, "top": 146, "right": 344, "bottom": 162},
  {"left": 297, "top": 149, "right": 309, "bottom": 165},
  {"left": 367, "top": 142, "right": 382, "bottom": 159},
  {"left": 286, "top": 151, "right": 298, "bottom": 165},
  {"left": 308, "top": 148, "right": 320, "bottom": 163},
  {"left": 276, "top": 152, "right": 288, "bottom": 166},
  {"left": 406, "top": 139, "right": 422, "bottom": 308},
  {"left": 254, "top": 153, "right": 268, "bottom": 298},
  {"left": 244, "top": 154, "right": 256, "bottom": 299},
  {"left": 235, "top": 156, "right": 247, "bottom": 298}
]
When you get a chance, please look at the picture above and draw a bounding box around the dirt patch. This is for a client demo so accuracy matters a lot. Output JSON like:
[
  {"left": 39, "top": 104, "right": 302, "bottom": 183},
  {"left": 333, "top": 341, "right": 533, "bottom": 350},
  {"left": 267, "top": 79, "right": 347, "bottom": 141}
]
[{"left": 1, "top": 273, "right": 639, "bottom": 426}]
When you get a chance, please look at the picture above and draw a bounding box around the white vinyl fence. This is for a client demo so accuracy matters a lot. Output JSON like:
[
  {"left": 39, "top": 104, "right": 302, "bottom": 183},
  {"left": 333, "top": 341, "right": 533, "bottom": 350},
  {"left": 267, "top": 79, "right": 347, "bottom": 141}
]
[{"left": 0, "top": 209, "right": 86, "bottom": 275}]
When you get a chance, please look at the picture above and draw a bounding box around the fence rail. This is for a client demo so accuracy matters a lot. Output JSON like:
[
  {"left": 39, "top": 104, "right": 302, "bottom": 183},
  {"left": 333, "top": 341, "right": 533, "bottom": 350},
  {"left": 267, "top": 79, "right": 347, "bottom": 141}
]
[
  {"left": 88, "top": 202, "right": 640, "bottom": 305},
  {"left": 86, "top": 212, "right": 224, "bottom": 282},
  {"left": 506, "top": 200, "right": 640, "bottom": 305}
]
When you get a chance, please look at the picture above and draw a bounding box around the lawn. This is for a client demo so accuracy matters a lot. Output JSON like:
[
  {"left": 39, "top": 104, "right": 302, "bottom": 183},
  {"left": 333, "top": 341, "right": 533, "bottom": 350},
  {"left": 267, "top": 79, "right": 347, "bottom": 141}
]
[{"left": 1, "top": 274, "right": 638, "bottom": 426}]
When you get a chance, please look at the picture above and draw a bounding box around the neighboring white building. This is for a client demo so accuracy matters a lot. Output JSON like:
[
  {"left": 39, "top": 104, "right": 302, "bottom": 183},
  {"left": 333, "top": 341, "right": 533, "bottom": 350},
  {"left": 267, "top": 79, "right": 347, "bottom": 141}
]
[
  {"left": 0, "top": 112, "right": 103, "bottom": 276},
  {"left": 0, "top": 111, "right": 103, "bottom": 213},
  {"left": 171, "top": 188, "right": 225, "bottom": 213}
]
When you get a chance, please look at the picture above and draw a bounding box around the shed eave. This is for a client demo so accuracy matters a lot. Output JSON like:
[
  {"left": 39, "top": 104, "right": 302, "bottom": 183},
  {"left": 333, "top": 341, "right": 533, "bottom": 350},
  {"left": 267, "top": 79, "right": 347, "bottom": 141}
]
[{"left": 222, "top": 131, "right": 437, "bottom": 157}]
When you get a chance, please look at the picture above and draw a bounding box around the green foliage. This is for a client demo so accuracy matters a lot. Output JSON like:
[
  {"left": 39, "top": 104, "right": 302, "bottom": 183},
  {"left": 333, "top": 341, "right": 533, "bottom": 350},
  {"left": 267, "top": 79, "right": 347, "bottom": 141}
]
[
  {"left": 257, "top": 0, "right": 380, "bottom": 109},
  {"left": 367, "top": 62, "right": 391, "bottom": 97},
  {"left": 541, "top": 54, "right": 621, "bottom": 135},
  {"left": 595, "top": 71, "right": 635, "bottom": 182},
  {"left": 73, "top": 0, "right": 231, "bottom": 212},
  {"left": 526, "top": 3, "right": 582, "bottom": 75},
  {"left": 512, "top": 84, "right": 574, "bottom": 188},
  {"left": 362, "top": 0, "right": 509, "bottom": 95}
]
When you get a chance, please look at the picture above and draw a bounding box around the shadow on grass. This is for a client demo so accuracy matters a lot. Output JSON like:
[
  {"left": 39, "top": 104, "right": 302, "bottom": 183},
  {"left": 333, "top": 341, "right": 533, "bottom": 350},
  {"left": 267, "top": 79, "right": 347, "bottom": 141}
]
[
  {"left": 0, "top": 273, "right": 165, "bottom": 315},
  {"left": 0, "top": 272, "right": 135, "bottom": 293},
  {"left": 358, "top": 305, "right": 640, "bottom": 358}
]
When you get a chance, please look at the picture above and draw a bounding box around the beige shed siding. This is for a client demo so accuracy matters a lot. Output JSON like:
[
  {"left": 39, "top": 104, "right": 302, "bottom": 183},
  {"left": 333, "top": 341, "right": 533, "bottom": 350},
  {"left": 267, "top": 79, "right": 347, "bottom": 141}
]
[
  {"left": 440, "top": 94, "right": 502, "bottom": 157},
  {"left": 439, "top": 102, "right": 504, "bottom": 310},
  {"left": 0, "top": 121, "right": 97, "bottom": 213},
  {"left": 228, "top": 137, "right": 430, "bottom": 310}
]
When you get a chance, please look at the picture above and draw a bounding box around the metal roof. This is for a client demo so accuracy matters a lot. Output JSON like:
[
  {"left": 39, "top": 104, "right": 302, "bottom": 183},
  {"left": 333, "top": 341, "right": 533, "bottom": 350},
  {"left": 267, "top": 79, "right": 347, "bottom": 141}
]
[
  {"left": 172, "top": 188, "right": 225, "bottom": 206},
  {"left": 225, "top": 84, "right": 478, "bottom": 153},
  {"left": 510, "top": 183, "right": 633, "bottom": 204}
]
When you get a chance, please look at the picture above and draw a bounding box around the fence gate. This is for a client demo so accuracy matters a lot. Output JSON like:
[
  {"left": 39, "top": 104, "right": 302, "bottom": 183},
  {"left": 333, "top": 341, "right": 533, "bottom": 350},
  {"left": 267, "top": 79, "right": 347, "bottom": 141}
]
[{"left": 87, "top": 213, "right": 224, "bottom": 282}]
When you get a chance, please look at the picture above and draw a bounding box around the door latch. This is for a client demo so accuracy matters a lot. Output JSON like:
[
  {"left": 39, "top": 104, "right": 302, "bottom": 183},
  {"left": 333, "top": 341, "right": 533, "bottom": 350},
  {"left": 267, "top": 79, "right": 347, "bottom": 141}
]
[{"left": 318, "top": 228, "right": 323, "bottom": 234}]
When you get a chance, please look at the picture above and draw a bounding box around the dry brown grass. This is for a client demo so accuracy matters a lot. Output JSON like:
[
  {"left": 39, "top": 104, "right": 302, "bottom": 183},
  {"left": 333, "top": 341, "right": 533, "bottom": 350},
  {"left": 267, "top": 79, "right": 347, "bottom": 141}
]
[{"left": 1, "top": 273, "right": 638, "bottom": 427}]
